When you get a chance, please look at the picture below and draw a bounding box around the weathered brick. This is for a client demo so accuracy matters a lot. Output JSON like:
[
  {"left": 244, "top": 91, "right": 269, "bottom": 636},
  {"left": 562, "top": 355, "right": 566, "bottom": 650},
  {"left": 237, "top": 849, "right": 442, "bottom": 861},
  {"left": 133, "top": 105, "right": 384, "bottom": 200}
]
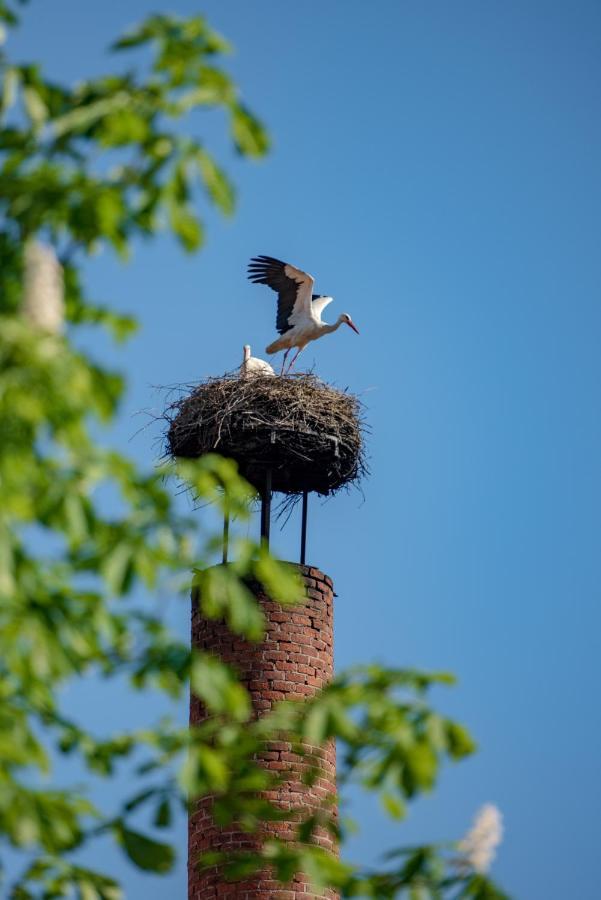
[{"left": 189, "top": 565, "right": 338, "bottom": 899}]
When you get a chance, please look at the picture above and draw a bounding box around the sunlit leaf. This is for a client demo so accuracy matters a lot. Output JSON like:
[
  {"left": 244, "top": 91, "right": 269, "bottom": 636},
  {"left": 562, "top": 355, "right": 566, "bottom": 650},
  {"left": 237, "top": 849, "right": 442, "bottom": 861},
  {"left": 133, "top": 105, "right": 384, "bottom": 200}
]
[
  {"left": 22, "top": 85, "right": 47, "bottom": 127},
  {"left": 230, "top": 103, "right": 269, "bottom": 157},
  {"left": 169, "top": 203, "right": 203, "bottom": 251},
  {"left": 191, "top": 652, "right": 251, "bottom": 721},
  {"left": 381, "top": 792, "right": 406, "bottom": 820},
  {"left": 195, "top": 148, "right": 235, "bottom": 215}
]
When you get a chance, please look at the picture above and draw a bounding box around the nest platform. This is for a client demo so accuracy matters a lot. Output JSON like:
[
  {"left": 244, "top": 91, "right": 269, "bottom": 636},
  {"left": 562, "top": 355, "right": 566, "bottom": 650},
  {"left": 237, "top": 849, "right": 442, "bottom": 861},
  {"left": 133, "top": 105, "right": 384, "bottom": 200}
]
[{"left": 165, "top": 373, "right": 366, "bottom": 496}]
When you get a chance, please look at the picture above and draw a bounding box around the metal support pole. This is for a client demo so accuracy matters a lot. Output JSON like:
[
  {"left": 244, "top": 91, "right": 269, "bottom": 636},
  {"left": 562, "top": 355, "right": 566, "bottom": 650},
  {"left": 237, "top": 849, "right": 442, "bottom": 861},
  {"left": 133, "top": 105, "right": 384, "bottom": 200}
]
[
  {"left": 260, "top": 468, "right": 272, "bottom": 548},
  {"left": 222, "top": 509, "right": 229, "bottom": 565},
  {"left": 300, "top": 490, "right": 308, "bottom": 565}
]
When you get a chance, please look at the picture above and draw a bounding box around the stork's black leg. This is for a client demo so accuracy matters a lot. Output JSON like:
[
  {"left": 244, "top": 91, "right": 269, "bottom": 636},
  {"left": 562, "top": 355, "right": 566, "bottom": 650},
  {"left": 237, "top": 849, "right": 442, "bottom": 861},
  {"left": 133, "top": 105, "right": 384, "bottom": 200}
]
[{"left": 280, "top": 350, "right": 290, "bottom": 375}]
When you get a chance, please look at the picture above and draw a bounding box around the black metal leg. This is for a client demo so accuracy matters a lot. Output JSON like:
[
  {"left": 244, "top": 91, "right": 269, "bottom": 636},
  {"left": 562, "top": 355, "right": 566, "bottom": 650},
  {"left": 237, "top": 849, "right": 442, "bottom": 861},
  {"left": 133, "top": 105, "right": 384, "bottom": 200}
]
[
  {"left": 260, "top": 468, "right": 272, "bottom": 548},
  {"left": 300, "top": 490, "right": 308, "bottom": 565},
  {"left": 222, "top": 509, "right": 229, "bottom": 564}
]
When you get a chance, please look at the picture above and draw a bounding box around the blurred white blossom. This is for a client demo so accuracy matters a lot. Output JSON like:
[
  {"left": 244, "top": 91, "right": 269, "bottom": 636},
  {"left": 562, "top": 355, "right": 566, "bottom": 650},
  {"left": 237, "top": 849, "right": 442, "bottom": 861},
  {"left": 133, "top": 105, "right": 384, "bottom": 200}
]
[
  {"left": 457, "top": 803, "right": 503, "bottom": 874},
  {"left": 22, "top": 240, "right": 65, "bottom": 334}
]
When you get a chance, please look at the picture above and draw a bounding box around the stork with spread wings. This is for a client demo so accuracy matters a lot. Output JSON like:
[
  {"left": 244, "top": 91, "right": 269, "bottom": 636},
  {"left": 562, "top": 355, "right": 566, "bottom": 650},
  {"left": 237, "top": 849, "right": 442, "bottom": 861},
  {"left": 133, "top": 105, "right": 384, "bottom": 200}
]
[{"left": 248, "top": 255, "right": 359, "bottom": 375}]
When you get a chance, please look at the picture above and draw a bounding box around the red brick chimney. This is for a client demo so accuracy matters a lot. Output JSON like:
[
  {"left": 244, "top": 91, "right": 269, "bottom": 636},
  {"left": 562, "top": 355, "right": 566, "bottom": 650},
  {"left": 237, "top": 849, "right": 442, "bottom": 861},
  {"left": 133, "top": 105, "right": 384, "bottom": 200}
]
[{"left": 188, "top": 564, "right": 338, "bottom": 899}]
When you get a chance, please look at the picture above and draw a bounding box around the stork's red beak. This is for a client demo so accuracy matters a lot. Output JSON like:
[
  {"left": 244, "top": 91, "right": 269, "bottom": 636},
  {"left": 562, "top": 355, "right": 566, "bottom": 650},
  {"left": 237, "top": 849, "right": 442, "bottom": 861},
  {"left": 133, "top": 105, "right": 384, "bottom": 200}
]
[{"left": 347, "top": 319, "right": 360, "bottom": 335}]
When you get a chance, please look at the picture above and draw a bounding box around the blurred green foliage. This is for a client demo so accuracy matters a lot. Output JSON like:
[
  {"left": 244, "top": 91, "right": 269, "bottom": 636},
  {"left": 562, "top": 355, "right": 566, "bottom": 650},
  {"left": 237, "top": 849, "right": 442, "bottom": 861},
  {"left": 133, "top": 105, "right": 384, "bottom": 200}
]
[{"left": 0, "top": 5, "right": 509, "bottom": 898}]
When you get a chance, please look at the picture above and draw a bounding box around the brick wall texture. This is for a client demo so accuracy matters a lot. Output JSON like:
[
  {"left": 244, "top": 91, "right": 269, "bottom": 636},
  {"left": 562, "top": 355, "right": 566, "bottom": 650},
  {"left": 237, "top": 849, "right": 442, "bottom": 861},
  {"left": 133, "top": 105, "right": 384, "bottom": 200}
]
[{"left": 189, "top": 564, "right": 338, "bottom": 900}]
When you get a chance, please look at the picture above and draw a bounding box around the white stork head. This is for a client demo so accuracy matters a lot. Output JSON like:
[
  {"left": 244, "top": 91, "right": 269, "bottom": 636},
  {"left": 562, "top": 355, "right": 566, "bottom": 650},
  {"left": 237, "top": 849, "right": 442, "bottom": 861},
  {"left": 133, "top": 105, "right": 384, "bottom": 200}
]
[{"left": 339, "top": 313, "right": 360, "bottom": 334}]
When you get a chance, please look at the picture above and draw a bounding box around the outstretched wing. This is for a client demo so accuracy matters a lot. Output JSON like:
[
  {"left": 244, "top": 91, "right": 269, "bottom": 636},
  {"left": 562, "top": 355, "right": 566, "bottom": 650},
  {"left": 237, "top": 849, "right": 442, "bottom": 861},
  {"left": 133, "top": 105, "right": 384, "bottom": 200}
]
[
  {"left": 311, "top": 295, "right": 334, "bottom": 322},
  {"left": 248, "top": 255, "right": 314, "bottom": 334}
]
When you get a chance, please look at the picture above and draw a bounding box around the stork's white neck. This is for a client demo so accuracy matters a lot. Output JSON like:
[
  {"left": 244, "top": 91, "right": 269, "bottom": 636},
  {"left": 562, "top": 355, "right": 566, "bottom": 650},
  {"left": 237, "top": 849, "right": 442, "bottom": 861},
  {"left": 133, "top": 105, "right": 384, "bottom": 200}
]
[{"left": 320, "top": 316, "right": 345, "bottom": 335}]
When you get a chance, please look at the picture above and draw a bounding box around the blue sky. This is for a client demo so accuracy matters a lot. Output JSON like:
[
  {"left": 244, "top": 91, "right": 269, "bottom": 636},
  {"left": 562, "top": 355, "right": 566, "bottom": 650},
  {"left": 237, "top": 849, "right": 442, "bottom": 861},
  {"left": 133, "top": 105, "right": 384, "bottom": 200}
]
[{"left": 8, "top": 2, "right": 601, "bottom": 898}]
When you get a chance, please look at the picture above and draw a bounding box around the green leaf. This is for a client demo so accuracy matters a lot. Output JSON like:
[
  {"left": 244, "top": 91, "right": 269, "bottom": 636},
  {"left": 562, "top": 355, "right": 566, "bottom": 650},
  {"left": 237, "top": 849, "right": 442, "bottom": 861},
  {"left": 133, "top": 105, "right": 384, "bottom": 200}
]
[
  {"left": 380, "top": 792, "right": 406, "bottom": 820},
  {"left": 230, "top": 103, "right": 269, "bottom": 157},
  {"left": 303, "top": 702, "right": 329, "bottom": 744},
  {"left": 446, "top": 722, "right": 477, "bottom": 759},
  {"left": 460, "top": 875, "right": 512, "bottom": 899},
  {"left": 96, "top": 190, "right": 126, "bottom": 239},
  {"left": 193, "top": 565, "right": 265, "bottom": 641},
  {"left": 404, "top": 740, "right": 438, "bottom": 791},
  {"left": 180, "top": 743, "right": 229, "bottom": 795},
  {"left": 1, "top": 66, "right": 20, "bottom": 117},
  {"left": 153, "top": 797, "right": 171, "bottom": 829},
  {"left": 111, "top": 30, "right": 150, "bottom": 51},
  {"left": 22, "top": 84, "right": 48, "bottom": 127},
  {"left": 190, "top": 652, "right": 251, "bottom": 721},
  {"left": 98, "top": 109, "right": 150, "bottom": 146},
  {"left": 123, "top": 787, "right": 157, "bottom": 813},
  {"left": 101, "top": 544, "right": 133, "bottom": 595},
  {"left": 63, "top": 492, "right": 89, "bottom": 545},
  {"left": 79, "top": 882, "right": 101, "bottom": 900},
  {"left": 169, "top": 204, "right": 203, "bottom": 251},
  {"left": 253, "top": 550, "right": 301, "bottom": 604},
  {"left": 116, "top": 825, "right": 175, "bottom": 873},
  {"left": 195, "top": 149, "right": 235, "bottom": 215},
  {"left": 52, "top": 92, "right": 130, "bottom": 138}
]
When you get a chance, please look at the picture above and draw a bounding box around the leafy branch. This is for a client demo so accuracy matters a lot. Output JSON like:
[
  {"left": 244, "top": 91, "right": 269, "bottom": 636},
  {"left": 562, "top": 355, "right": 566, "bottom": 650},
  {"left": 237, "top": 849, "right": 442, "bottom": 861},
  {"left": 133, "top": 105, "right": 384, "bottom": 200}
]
[{"left": 0, "top": 5, "right": 509, "bottom": 898}]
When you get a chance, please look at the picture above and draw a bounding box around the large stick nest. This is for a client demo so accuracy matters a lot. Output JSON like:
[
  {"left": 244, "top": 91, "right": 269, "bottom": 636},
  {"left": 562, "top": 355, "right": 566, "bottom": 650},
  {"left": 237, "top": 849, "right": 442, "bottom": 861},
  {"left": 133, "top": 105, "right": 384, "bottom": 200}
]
[{"left": 164, "top": 373, "right": 367, "bottom": 496}]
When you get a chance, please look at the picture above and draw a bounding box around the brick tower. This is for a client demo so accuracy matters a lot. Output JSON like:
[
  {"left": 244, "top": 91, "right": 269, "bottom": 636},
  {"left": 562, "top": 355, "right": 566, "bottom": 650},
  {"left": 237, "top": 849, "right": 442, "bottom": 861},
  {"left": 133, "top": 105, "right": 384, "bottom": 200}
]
[
  {"left": 188, "top": 565, "right": 338, "bottom": 899},
  {"left": 167, "top": 372, "right": 365, "bottom": 900}
]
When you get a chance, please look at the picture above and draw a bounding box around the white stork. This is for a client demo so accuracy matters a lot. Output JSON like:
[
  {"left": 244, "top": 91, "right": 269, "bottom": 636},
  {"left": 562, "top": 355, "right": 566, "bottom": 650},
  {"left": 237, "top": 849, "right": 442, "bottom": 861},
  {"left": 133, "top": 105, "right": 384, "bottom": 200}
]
[
  {"left": 240, "top": 344, "right": 275, "bottom": 377},
  {"left": 248, "top": 255, "right": 359, "bottom": 375}
]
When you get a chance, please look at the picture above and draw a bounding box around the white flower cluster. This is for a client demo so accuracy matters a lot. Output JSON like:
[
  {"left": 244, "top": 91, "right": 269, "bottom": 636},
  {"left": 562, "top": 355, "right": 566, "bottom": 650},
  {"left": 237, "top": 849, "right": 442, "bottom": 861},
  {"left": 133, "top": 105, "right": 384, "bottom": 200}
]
[
  {"left": 22, "top": 240, "right": 65, "bottom": 335},
  {"left": 457, "top": 803, "right": 503, "bottom": 874}
]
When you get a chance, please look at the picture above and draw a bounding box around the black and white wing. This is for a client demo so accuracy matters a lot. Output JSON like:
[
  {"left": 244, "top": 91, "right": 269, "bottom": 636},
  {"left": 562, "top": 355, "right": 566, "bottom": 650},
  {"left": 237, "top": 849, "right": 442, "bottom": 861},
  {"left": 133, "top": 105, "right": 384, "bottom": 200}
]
[{"left": 248, "top": 255, "right": 314, "bottom": 334}]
